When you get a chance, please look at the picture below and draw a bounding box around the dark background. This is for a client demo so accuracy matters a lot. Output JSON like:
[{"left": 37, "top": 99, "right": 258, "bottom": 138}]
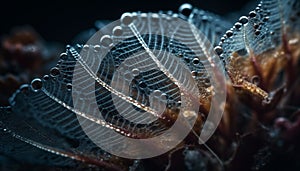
[{"left": 0, "top": 0, "right": 254, "bottom": 44}]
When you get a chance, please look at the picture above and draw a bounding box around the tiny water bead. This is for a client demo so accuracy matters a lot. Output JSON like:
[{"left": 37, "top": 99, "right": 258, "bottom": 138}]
[
  {"left": 179, "top": 3, "right": 193, "bottom": 17},
  {"left": 153, "top": 90, "right": 162, "bottom": 97},
  {"left": 239, "top": 16, "right": 249, "bottom": 24},
  {"left": 112, "top": 26, "right": 123, "bottom": 36},
  {"left": 131, "top": 68, "right": 140, "bottom": 77},
  {"left": 50, "top": 67, "right": 60, "bottom": 77},
  {"left": 234, "top": 22, "right": 242, "bottom": 29},
  {"left": 94, "top": 45, "right": 101, "bottom": 52},
  {"left": 31, "top": 78, "right": 43, "bottom": 91},
  {"left": 43, "top": 75, "right": 50, "bottom": 80},
  {"left": 220, "top": 37, "right": 226, "bottom": 42},
  {"left": 253, "top": 23, "right": 259, "bottom": 29},
  {"left": 249, "top": 11, "right": 257, "bottom": 18},
  {"left": 226, "top": 30, "right": 233, "bottom": 37},
  {"left": 214, "top": 46, "right": 223, "bottom": 55},
  {"left": 76, "top": 44, "right": 83, "bottom": 49},
  {"left": 65, "top": 44, "right": 71, "bottom": 49},
  {"left": 201, "top": 15, "right": 209, "bottom": 22},
  {"left": 255, "top": 30, "right": 261, "bottom": 36},
  {"left": 191, "top": 71, "right": 197, "bottom": 77},
  {"left": 83, "top": 44, "right": 90, "bottom": 51},
  {"left": 100, "top": 35, "right": 113, "bottom": 48},
  {"left": 20, "top": 84, "right": 30, "bottom": 93},
  {"left": 192, "top": 58, "right": 200, "bottom": 66},
  {"left": 139, "top": 13, "right": 148, "bottom": 19},
  {"left": 251, "top": 75, "right": 261, "bottom": 85},
  {"left": 121, "top": 13, "right": 133, "bottom": 26},
  {"left": 66, "top": 83, "right": 72, "bottom": 91},
  {"left": 59, "top": 52, "right": 68, "bottom": 60},
  {"left": 151, "top": 13, "right": 160, "bottom": 21},
  {"left": 160, "top": 93, "right": 167, "bottom": 100},
  {"left": 263, "top": 16, "right": 269, "bottom": 22}
]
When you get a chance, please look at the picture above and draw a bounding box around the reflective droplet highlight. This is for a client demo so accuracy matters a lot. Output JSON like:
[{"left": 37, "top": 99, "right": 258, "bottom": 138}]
[{"left": 31, "top": 78, "right": 43, "bottom": 91}]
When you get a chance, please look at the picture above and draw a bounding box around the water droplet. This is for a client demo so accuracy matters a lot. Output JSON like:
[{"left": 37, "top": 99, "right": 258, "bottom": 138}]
[
  {"left": 226, "top": 30, "right": 233, "bottom": 37},
  {"left": 239, "top": 16, "right": 249, "bottom": 24},
  {"left": 234, "top": 22, "right": 242, "bottom": 29},
  {"left": 251, "top": 75, "right": 260, "bottom": 85},
  {"left": 3, "top": 128, "right": 7, "bottom": 132},
  {"left": 43, "top": 75, "right": 50, "bottom": 80},
  {"left": 160, "top": 93, "right": 167, "bottom": 101},
  {"left": 153, "top": 90, "right": 162, "bottom": 97},
  {"left": 263, "top": 16, "right": 269, "bottom": 22},
  {"left": 60, "top": 53, "right": 68, "bottom": 60},
  {"left": 201, "top": 15, "right": 209, "bottom": 22},
  {"left": 31, "top": 78, "right": 43, "bottom": 91},
  {"left": 121, "top": 13, "right": 133, "bottom": 25},
  {"left": 172, "top": 13, "right": 179, "bottom": 20},
  {"left": 20, "top": 84, "right": 29, "bottom": 93},
  {"left": 100, "top": 35, "right": 113, "bottom": 48},
  {"left": 192, "top": 58, "right": 200, "bottom": 65},
  {"left": 253, "top": 23, "right": 259, "bottom": 29},
  {"left": 50, "top": 67, "right": 60, "bottom": 77},
  {"left": 66, "top": 83, "right": 72, "bottom": 91},
  {"left": 255, "top": 30, "right": 261, "bottom": 36},
  {"left": 83, "top": 45, "right": 89, "bottom": 51},
  {"left": 113, "top": 26, "right": 123, "bottom": 36},
  {"left": 140, "top": 13, "right": 148, "bottom": 19},
  {"left": 179, "top": 3, "right": 193, "bottom": 17},
  {"left": 191, "top": 71, "right": 197, "bottom": 77},
  {"left": 249, "top": 11, "right": 257, "bottom": 18},
  {"left": 214, "top": 46, "right": 223, "bottom": 55},
  {"left": 94, "top": 45, "right": 101, "bottom": 52},
  {"left": 151, "top": 13, "right": 159, "bottom": 21},
  {"left": 176, "top": 52, "right": 184, "bottom": 58},
  {"left": 131, "top": 68, "right": 140, "bottom": 77},
  {"left": 76, "top": 44, "right": 82, "bottom": 49},
  {"left": 167, "top": 10, "right": 173, "bottom": 15}
]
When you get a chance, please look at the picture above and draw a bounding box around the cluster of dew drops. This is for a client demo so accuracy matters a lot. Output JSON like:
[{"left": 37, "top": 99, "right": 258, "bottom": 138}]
[{"left": 28, "top": 2, "right": 274, "bottom": 110}]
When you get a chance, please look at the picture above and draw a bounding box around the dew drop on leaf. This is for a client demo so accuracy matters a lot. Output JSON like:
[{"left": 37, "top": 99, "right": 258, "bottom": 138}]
[
  {"left": 179, "top": 3, "right": 193, "bottom": 17},
  {"left": 100, "top": 35, "right": 113, "bottom": 47},
  {"left": 112, "top": 26, "right": 123, "bottom": 36},
  {"left": 31, "top": 78, "right": 43, "bottom": 91},
  {"left": 59, "top": 52, "right": 68, "bottom": 60},
  {"left": 50, "top": 67, "right": 60, "bottom": 77},
  {"left": 121, "top": 13, "right": 133, "bottom": 25},
  {"left": 66, "top": 83, "right": 72, "bottom": 91},
  {"left": 239, "top": 16, "right": 249, "bottom": 24}
]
